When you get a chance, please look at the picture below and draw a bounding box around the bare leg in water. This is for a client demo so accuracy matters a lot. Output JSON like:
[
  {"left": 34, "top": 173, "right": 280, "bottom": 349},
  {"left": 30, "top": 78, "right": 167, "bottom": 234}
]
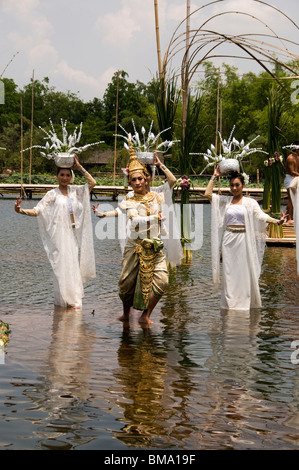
[
  {"left": 118, "top": 304, "right": 131, "bottom": 322},
  {"left": 118, "top": 292, "right": 160, "bottom": 325},
  {"left": 139, "top": 292, "right": 159, "bottom": 326}
]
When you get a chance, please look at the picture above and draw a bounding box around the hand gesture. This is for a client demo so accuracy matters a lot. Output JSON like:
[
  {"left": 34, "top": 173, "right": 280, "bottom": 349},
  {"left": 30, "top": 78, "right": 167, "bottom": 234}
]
[
  {"left": 14, "top": 197, "right": 22, "bottom": 213},
  {"left": 158, "top": 212, "right": 166, "bottom": 221},
  {"left": 92, "top": 202, "right": 99, "bottom": 213},
  {"left": 73, "top": 154, "right": 80, "bottom": 168},
  {"left": 213, "top": 165, "right": 222, "bottom": 178},
  {"left": 153, "top": 152, "right": 162, "bottom": 167},
  {"left": 277, "top": 209, "right": 287, "bottom": 225}
]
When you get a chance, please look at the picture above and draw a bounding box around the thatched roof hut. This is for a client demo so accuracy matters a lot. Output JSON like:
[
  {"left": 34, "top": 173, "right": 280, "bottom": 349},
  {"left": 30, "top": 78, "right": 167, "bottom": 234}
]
[{"left": 84, "top": 150, "right": 113, "bottom": 166}]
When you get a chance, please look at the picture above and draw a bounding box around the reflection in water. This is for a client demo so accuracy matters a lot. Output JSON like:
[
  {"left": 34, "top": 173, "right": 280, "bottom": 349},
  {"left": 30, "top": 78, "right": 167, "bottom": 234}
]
[
  {"left": 24, "top": 307, "right": 96, "bottom": 449},
  {"left": 113, "top": 327, "right": 177, "bottom": 448},
  {"left": 261, "top": 246, "right": 299, "bottom": 307},
  {"left": 112, "top": 320, "right": 205, "bottom": 449},
  {"left": 110, "top": 259, "right": 211, "bottom": 449},
  {"left": 209, "top": 309, "right": 260, "bottom": 380},
  {"left": 284, "top": 364, "right": 299, "bottom": 435},
  {"left": 1, "top": 199, "right": 299, "bottom": 449},
  {"left": 201, "top": 309, "right": 263, "bottom": 448}
]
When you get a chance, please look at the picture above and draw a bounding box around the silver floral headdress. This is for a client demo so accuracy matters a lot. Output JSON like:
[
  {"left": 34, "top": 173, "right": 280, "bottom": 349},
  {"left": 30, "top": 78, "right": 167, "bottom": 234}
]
[
  {"left": 192, "top": 125, "right": 267, "bottom": 183},
  {"left": 115, "top": 119, "right": 179, "bottom": 156},
  {"left": 24, "top": 119, "right": 103, "bottom": 167}
]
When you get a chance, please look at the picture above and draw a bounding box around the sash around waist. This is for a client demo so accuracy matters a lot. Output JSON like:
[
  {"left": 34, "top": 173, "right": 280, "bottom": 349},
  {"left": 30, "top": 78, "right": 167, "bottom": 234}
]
[{"left": 225, "top": 226, "right": 246, "bottom": 233}]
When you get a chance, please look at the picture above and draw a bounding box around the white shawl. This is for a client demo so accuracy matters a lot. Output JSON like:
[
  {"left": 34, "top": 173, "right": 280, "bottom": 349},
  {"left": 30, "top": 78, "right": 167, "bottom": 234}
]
[
  {"left": 154, "top": 182, "right": 183, "bottom": 267},
  {"left": 35, "top": 183, "right": 96, "bottom": 285}
]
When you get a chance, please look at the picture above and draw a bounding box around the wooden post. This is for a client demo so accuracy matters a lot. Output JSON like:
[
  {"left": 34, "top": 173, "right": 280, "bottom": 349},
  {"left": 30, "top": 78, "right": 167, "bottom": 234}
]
[
  {"left": 113, "top": 71, "right": 119, "bottom": 186},
  {"left": 257, "top": 168, "right": 260, "bottom": 188},
  {"left": 29, "top": 70, "right": 34, "bottom": 184}
]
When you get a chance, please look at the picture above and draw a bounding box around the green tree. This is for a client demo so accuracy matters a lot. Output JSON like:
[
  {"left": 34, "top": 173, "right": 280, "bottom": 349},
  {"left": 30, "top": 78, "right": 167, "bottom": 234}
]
[
  {"left": 1, "top": 64, "right": 299, "bottom": 179},
  {"left": 0, "top": 78, "right": 20, "bottom": 132},
  {"left": 102, "top": 71, "right": 153, "bottom": 145}
]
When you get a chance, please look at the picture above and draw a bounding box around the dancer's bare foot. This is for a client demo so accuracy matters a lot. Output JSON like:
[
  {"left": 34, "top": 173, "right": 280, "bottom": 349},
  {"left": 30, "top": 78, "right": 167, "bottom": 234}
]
[
  {"left": 138, "top": 312, "right": 153, "bottom": 326},
  {"left": 118, "top": 314, "right": 130, "bottom": 322},
  {"left": 138, "top": 292, "right": 159, "bottom": 326},
  {"left": 118, "top": 305, "right": 131, "bottom": 322}
]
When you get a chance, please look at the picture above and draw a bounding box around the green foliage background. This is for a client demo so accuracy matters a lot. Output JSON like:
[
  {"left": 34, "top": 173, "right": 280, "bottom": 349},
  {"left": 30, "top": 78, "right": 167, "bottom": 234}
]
[{"left": 0, "top": 63, "right": 298, "bottom": 183}]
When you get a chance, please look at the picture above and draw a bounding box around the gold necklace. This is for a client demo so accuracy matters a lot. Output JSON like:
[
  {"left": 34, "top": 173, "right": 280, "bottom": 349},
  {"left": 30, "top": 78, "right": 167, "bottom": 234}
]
[{"left": 131, "top": 192, "right": 157, "bottom": 203}]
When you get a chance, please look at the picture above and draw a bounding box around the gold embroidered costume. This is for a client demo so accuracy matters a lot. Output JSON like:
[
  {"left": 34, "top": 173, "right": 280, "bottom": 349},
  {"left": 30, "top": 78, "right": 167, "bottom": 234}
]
[{"left": 118, "top": 143, "right": 168, "bottom": 311}]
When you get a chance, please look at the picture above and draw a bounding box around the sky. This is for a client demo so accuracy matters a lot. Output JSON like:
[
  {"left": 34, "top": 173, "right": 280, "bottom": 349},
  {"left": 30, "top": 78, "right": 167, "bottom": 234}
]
[{"left": 0, "top": 0, "right": 298, "bottom": 102}]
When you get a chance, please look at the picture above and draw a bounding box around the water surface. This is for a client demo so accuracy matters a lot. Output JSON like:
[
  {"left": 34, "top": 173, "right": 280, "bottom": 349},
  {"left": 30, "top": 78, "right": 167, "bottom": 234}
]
[{"left": 0, "top": 197, "right": 299, "bottom": 450}]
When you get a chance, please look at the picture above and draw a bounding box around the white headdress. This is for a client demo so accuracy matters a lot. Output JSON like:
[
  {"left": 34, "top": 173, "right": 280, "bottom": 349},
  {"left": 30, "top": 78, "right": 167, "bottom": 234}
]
[
  {"left": 192, "top": 125, "right": 267, "bottom": 183},
  {"left": 24, "top": 119, "right": 103, "bottom": 168}
]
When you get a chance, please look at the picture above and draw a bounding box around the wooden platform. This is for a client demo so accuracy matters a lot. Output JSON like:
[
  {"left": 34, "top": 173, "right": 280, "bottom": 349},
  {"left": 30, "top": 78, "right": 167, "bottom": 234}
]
[
  {"left": 0, "top": 183, "right": 129, "bottom": 200},
  {"left": 1, "top": 182, "right": 295, "bottom": 246},
  {"left": 0, "top": 183, "right": 288, "bottom": 202},
  {"left": 266, "top": 223, "right": 296, "bottom": 246}
]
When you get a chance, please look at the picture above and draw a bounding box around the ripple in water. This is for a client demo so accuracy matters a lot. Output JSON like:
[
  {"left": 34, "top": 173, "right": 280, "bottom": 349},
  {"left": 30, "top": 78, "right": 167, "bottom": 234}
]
[{"left": 0, "top": 198, "right": 299, "bottom": 450}]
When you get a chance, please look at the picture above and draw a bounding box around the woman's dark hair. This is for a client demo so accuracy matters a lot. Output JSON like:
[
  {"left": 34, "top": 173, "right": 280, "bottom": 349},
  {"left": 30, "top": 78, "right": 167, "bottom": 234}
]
[
  {"left": 56, "top": 167, "right": 72, "bottom": 175},
  {"left": 229, "top": 171, "right": 245, "bottom": 185},
  {"left": 145, "top": 164, "right": 153, "bottom": 177}
]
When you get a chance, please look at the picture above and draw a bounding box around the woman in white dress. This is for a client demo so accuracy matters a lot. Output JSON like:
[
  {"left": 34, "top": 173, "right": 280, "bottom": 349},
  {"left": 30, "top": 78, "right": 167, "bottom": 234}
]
[
  {"left": 205, "top": 166, "right": 285, "bottom": 310},
  {"left": 14, "top": 155, "right": 96, "bottom": 309}
]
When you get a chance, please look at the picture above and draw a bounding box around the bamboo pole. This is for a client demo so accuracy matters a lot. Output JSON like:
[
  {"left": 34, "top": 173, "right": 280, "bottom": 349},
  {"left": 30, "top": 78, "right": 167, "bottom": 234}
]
[
  {"left": 220, "top": 97, "right": 222, "bottom": 137},
  {"left": 215, "top": 67, "right": 220, "bottom": 155},
  {"left": 186, "top": 0, "right": 190, "bottom": 61},
  {"left": 20, "top": 96, "right": 24, "bottom": 197},
  {"left": 154, "top": 0, "right": 162, "bottom": 79},
  {"left": 113, "top": 71, "right": 119, "bottom": 186},
  {"left": 163, "top": 4, "right": 299, "bottom": 90},
  {"left": 29, "top": 70, "right": 34, "bottom": 184},
  {"left": 182, "top": 0, "right": 190, "bottom": 145},
  {"left": 0, "top": 52, "right": 19, "bottom": 79}
]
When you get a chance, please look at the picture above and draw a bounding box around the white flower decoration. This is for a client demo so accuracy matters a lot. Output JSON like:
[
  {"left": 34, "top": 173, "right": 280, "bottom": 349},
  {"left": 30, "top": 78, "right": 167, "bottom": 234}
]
[
  {"left": 191, "top": 125, "right": 267, "bottom": 178},
  {"left": 115, "top": 119, "right": 179, "bottom": 154},
  {"left": 24, "top": 119, "right": 103, "bottom": 159}
]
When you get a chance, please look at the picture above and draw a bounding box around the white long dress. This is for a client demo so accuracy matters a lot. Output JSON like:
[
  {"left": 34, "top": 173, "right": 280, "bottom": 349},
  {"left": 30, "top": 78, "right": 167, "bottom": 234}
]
[
  {"left": 289, "top": 176, "right": 299, "bottom": 274},
  {"left": 211, "top": 194, "right": 269, "bottom": 310},
  {"left": 35, "top": 183, "right": 96, "bottom": 308}
]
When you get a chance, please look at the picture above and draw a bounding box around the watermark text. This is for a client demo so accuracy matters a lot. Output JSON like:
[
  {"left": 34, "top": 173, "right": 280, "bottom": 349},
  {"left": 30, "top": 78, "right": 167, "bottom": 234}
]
[{"left": 94, "top": 200, "right": 203, "bottom": 251}]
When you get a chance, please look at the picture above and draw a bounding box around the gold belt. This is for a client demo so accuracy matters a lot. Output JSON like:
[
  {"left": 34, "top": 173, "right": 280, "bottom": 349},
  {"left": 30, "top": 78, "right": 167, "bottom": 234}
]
[{"left": 226, "top": 226, "right": 246, "bottom": 233}]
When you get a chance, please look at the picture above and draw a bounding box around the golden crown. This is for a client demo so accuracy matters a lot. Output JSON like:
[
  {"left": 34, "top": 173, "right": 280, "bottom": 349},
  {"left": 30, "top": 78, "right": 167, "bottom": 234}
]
[{"left": 128, "top": 140, "right": 147, "bottom": 178}]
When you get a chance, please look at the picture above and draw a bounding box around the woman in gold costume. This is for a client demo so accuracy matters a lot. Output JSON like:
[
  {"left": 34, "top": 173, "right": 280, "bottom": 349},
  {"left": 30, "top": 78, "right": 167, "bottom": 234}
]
[{"left": 95, "top": 144, "right": 169, "bottom": 325}]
